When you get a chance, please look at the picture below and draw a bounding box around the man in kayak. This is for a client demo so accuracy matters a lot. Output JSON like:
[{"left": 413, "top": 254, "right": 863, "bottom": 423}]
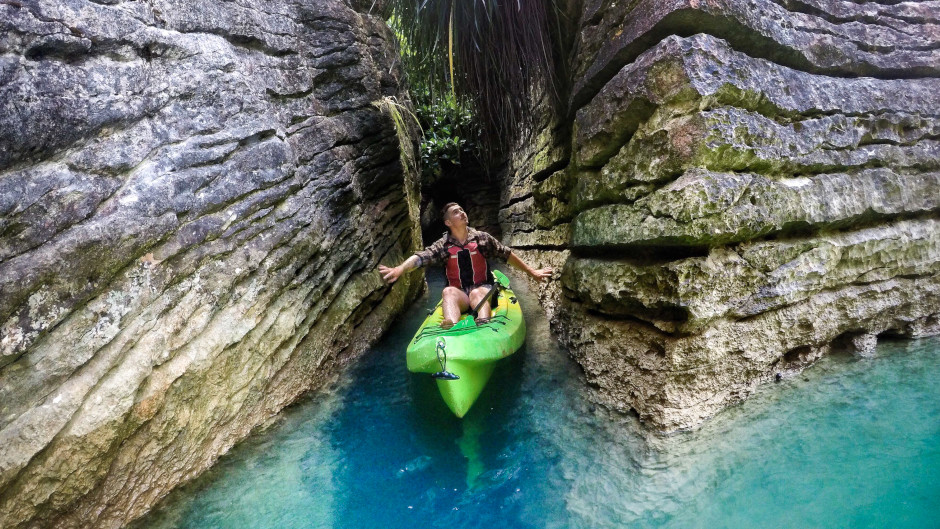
[{"left": 379, "top": 202, "right": 552, "bottom": 328}]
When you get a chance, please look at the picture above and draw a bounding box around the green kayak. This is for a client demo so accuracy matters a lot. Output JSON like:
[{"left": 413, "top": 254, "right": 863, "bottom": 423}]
[{"left": 406, "top": 270, "right": 526, "bottom": 417}]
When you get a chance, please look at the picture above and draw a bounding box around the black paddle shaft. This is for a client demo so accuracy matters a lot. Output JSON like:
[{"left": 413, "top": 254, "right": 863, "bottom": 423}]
[{"left": 470, "top": 283, "right": 499, "bottom": 317}]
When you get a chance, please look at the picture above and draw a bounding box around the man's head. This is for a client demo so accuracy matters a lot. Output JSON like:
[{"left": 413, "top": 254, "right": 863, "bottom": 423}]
[{"left": 441, "top": 202, "right": 468, "bottom": 232}]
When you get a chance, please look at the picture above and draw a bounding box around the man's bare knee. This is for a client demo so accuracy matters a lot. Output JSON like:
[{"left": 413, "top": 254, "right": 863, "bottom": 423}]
[
  {"left": 442, "top": 286, "right": 470, "bottom": 312},
  {"left": 443, "top": 286, "right": 462, "bottom": 297},
  {"left": 469, "top": 285, "right": 490, "bottom": 303}
]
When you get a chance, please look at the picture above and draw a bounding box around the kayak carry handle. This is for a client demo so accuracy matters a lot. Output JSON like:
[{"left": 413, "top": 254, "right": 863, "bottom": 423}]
[{"left": 431, "top": 338, "right": 459, "bottom": 380}]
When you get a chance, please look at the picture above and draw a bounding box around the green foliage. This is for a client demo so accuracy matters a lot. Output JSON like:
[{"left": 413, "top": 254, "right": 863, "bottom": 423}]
[
  {"left": 387, "top": 13, "right": 484, "bottom": 180},
  {"left": 413, "top": 90, "right": 481, "bottom": 179},
  {"left": 386, "top": 0, "right": 561, "bottom": 163}
]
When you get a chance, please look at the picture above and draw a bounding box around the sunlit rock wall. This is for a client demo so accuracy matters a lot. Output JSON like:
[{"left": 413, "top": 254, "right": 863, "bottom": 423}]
[
  {"left": 502, "top": 0, "right": 940, "bottom": 431},
  {"left": 0, "top": 1, "right": 423, "bottom": 528}
]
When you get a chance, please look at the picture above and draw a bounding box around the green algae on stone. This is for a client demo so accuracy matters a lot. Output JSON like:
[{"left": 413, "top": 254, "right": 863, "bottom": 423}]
[
  {"left": 572, "top": 168, "right": 940, "bottom": 248},
  {"left": 565, "top": 218, "right": 940, "bottom": 334}
]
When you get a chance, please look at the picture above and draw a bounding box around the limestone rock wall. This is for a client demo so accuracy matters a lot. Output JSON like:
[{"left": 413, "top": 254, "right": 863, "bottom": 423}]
[
  {"left": 501, "top": 0, "right": 940, "bottom": 431},
  {"left": 0, "top": 1, "right": 423, "bottom": 528}
]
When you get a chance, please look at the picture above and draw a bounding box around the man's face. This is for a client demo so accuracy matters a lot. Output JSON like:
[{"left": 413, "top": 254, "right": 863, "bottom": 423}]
[{"left": 444, "top": 204, "right": 468, "bottom": 229}]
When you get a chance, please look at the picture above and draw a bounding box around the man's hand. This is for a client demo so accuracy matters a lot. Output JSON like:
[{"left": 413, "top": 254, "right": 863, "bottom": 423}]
[
  {"left": 508, "top": 252, "right": 553, "bottom": 283},
  {"left": 379, "top": 264, "right": 403, "bottom": 284},
  {"left": 530, "top": 267, "right": 553, "bottom": 282},
  {"left": 379, "top": 256, "right": 419, "bottom": 284}
]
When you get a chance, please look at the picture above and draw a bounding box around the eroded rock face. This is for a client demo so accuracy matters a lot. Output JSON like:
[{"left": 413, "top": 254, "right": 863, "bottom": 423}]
[
  {"left": 0, "top": 1, "right": 422, "bottom": 528},
  {"left": 501, "top": 1, "right": 940, "bottom": 431}
]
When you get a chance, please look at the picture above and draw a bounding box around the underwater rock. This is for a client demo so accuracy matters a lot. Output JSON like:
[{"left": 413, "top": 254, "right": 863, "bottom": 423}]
[{"left": 0, "top": 1, "right": 423, "bottom": 528}]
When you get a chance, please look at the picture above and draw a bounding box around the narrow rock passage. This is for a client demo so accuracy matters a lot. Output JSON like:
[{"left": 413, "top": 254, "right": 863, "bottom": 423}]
[{"left": 134, "top": 269, "right": 940, "bottom": 529}]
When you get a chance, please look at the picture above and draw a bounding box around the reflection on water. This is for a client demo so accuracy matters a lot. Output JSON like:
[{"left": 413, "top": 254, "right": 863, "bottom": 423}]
[{"left": 137, "top": 270, "right": 940, "bottom": 529}]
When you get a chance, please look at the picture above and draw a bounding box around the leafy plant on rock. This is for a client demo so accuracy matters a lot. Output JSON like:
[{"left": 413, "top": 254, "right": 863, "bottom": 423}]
[{"left": 414, "top": 90, "right": 479, "bottom": 180}]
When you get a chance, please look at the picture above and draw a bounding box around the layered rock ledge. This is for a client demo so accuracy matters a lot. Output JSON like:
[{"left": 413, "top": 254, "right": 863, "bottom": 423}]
[
  {"left": 501, "top": 2, "right": 940, "bottom": 431},
  {"left": 0, "top": 1, "right": 422, "bottom": 528}
]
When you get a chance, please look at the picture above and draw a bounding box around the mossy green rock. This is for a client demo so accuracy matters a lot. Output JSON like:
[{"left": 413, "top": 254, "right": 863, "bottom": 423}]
[
  {"left": 572, "top": 168, "right": 940, "bottom": 247},
  {"left": 0, "top": 2, "right": 423, "bottom": 528},
  {"left": 501, "top": 4, "right": 940, "bottom": 432},
  {"left": 566, "top": 219, "right": 940, "bottom": 334}
]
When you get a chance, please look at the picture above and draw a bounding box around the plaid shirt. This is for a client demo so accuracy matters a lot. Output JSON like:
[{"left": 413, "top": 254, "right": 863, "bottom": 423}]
[{"left": 414, "top": 228, "right": 513, "bottom": 268}]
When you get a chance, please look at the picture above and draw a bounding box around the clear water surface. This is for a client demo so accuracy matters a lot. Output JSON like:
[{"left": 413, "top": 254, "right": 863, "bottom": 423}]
[{"left": 137, "top": 270, "right": 940, "bottom": 529}]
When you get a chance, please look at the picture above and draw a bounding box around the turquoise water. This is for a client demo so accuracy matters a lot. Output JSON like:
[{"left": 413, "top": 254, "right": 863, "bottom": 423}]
[{"left": 137, "top": 271, "right": 940, "bottom": 529}]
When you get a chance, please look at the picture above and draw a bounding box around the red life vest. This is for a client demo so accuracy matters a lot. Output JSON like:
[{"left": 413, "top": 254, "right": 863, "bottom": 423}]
[{"left": 445, "top": 240, "right": 490, "bottom": 290}]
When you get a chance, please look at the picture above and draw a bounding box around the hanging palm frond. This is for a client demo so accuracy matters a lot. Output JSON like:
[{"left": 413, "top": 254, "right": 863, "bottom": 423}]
[{"left": 387, "top": 0, "right": 562, "bottom": 164}]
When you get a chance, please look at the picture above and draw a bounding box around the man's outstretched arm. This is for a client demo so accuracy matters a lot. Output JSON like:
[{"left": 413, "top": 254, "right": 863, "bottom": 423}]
[
  {"left": 507, "top": 252, "right": 553, "bottom": 282},
  {"left": 378, "top": 255, "right": 420, "bottom": 284}
]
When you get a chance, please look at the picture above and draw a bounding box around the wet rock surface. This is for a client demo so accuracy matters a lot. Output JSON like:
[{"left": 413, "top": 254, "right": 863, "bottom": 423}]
[
  {"left": 501, "top": 3, "right": 940, "bottom": 431},
  {"left": 0, "top": 1, "right": 422, "bottom": 528}
]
